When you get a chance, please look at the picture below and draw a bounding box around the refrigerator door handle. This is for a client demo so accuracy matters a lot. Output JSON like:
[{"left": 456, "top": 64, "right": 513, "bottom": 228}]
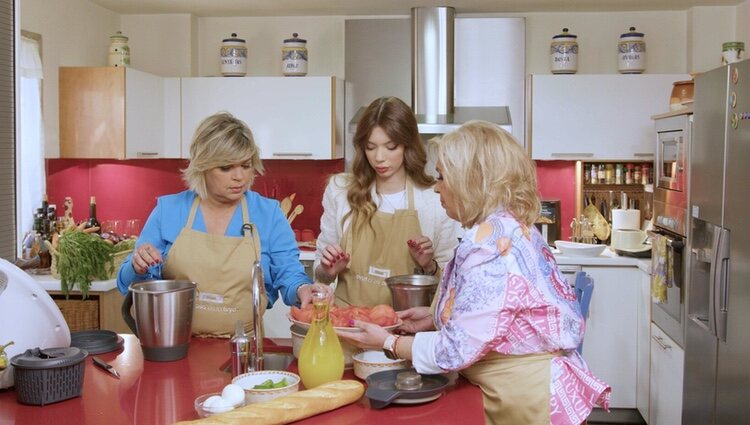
[{"left": 715, "top": 228, "right": 730, "bottom": 342}]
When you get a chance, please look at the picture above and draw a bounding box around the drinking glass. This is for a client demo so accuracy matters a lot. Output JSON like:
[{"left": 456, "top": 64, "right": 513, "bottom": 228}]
[
  {"left": 102, "top": 219, "right": 123, "bottom": 237},
  {"left": 124, "top": 219, "right": 142, "bottom": 239}
]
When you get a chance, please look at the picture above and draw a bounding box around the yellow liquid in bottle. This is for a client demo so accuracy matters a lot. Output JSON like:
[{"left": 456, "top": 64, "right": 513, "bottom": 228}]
[{"left": 298, "top": 297, "right": 344, "bottom": 388}]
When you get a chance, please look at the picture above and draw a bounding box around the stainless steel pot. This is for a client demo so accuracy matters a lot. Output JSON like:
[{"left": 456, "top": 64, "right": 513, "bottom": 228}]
[
  {"left": 122, "top": 280, "right": 196, "bottom": 362},
  {"left": 385, "top": 274, "right": 438, "bottom": 311}
]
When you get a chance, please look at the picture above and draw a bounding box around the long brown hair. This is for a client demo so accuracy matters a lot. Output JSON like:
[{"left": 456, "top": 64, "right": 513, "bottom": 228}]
[{"left": 345, "top": 97, "right": 434, "bottom": 231}]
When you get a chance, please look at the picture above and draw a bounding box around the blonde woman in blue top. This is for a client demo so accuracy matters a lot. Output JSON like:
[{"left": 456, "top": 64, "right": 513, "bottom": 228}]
[{"left": 117, "top": 112, "right": 329, "bottom": 337}]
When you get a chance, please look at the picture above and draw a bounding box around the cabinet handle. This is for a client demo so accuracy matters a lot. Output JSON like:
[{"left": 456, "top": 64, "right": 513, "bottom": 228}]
[
  {"left": 550, "top": 153, "right": 594, "bottom": 158},
  {"left": 633, "top": 153, "right": 654, "bottom": 158},
  {"left": 651, "top": 335, "right": 672, "bottom": 350},
  {"left": 272, "top": 152, "right": 313, "bottom": 157},
  {"left": 136, "top": 152, "right": 160, "bottom": 157}
]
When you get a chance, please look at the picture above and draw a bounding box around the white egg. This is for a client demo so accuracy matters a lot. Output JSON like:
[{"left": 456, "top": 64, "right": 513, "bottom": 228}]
[
  {"left": 221, "top": 383, "right": 246, "bottom": 406},
  {"left": 202, "top": 395, "right": 223, "bottom": 409},
  {"left": 206, "top": 396, "right": 233, "bottom": 413}
]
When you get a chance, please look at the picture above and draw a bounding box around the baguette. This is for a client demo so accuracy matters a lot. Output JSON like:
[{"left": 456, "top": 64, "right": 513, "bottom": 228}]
[{"left": 175, "top": 380, "right": 365, "bottom": 425}]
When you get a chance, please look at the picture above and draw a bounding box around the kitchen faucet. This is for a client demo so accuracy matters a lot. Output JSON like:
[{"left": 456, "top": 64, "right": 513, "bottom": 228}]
[{"left": 250, "top": 260, "right": 265, "bottom": 371}]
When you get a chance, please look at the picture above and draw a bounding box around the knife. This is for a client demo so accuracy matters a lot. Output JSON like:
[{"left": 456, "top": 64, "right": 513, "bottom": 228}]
[{"left": 92, "top": 356, "right": 121, "bottom": 379}]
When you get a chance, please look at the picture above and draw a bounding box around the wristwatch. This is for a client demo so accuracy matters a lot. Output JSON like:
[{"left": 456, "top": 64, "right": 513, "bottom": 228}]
[{"left": 383, "top": 334, "right": 399, "bottom": 360}]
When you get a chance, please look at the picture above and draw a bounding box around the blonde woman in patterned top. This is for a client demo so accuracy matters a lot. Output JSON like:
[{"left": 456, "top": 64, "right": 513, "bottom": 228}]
[{"left": 338, "top": 121, "right": 611, "bottom": 425}]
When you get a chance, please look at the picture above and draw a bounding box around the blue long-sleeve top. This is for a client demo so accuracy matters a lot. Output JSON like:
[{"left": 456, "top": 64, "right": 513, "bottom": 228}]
[{"left": 116, "top": 190, "right": 311, "bottom": 307}]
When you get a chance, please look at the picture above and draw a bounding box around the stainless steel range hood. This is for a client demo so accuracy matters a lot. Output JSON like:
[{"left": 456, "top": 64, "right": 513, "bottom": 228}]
[{"left": 348, "top": 6, "right": 512, "bottom": 135}]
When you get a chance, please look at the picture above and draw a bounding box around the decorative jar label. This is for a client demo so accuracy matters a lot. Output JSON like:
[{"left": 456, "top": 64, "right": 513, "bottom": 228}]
[
  {"left": 618, "top": 27, "right": 646, "bottom": 74},
  {"left": 221, "top": 33, "right": 247, "bottom": 77},
  {"left": 550, "top": 28, "right": 578, "bottom": 74},
  {"left": 282, "top": 33, "right": 308, "bottom": 77}
]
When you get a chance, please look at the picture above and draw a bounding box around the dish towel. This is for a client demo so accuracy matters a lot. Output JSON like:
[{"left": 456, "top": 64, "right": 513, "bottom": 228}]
[{"left": 651, "top": 234, "right": 670, "bottom": 304}]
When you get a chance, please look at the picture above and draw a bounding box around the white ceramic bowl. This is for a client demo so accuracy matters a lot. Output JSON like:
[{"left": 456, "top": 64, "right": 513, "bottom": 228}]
[
  {"left": 194, "top": 392, "right": 245, "bottom": 418},
  {"left": 232, "top": 370, "right": 300, "bottom": 404},
  {"left": 352, "top": 350, "right": 410, "bottom": 380},
  {"left": 554, "top": 240, "right": 607, "bottom": 257},
  {"left": 290, "top": 324, "right": 359, "bottom": 369}
]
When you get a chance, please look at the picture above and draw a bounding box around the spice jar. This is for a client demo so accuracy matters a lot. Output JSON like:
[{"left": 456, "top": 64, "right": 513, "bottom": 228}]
[
  {"left": 550, "top": 28, "right": 578, "bottom": 74},
  {"left": 722, "top": 42, "right": 745, "bottom": 65},
  {"left": 220, "top": 33, "right": 248, "bottom": 77},
  {"left": 282, "top": 33, "right": 308, "bottom": 77},
  {"left": 108, "top": 31, "right": 130, "bottom": 68},
  {"left": 618, "top": 27, "right": 646, "bottom": 74}
]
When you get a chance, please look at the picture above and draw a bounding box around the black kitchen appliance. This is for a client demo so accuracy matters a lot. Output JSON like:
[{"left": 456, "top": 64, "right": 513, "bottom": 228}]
[{"left": 535, "top": 199, "right": 561, "bottom": 246}]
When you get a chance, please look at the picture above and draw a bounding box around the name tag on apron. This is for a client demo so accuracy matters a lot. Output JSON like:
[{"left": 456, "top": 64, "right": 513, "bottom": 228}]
[
  {"left": 368, "top": 266, "right": 391, "bottom": 279},
  {"left": 198, "top": 292, "right": 225, "bottom": 304}
]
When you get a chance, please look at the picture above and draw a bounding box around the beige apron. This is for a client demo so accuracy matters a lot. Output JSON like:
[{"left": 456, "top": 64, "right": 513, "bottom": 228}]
[
  {"left": 460, "top": 351, "right": 562, "bottom": 425},
  {"left": 162, "top": 196, "right": 267, "bottom": 337},
  {"left": 337, "top": 181, "right": 422, "bottom": 306}
]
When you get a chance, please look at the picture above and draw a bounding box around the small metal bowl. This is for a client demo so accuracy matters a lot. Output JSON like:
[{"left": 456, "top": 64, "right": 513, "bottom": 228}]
[{"left": 385, "top": 274, "right": 438, "bottom": 311}]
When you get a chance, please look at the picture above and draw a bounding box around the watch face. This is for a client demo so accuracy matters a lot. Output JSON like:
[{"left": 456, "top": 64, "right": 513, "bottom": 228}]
[{"left": 383, "top": 349, "right": 398, "bottom": 360}]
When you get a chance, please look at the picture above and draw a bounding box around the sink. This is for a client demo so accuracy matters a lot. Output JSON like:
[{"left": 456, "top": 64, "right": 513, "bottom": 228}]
[
  {"left": 260, "top": 352, "right": 294, "bottom": 371},
  {"left": 220, "top": 352, "right": 295, "bottom": 374}
]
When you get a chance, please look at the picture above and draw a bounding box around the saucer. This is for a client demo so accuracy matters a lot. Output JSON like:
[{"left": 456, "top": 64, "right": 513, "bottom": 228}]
[{"left": 614, "top": 244, "right": 652, "bottom": 258}]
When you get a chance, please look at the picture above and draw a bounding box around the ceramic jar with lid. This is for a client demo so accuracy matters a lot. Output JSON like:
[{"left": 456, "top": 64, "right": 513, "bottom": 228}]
[
  {"left": 550, "top": 28, "right": 578, "bottom": 74},
  {"left": 221, "top": 33, "right": 248, "bottom": 77},
  {"left": 282, "top": 33, "right": 308, "bottom": 77},
  {"left": 618, "top": 27, "right": 646, "bottom": 74},
  {"left": 108, "top": 31, "right": 130, "bottom": 68},
  {"left": 722, "top": 41, "right": 745, "bottom": 65}
]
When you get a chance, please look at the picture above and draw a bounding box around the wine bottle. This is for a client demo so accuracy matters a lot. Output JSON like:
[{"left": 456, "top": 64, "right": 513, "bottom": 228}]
[{"left": 85, "top": 196, "right": 101, "bottom": 233}]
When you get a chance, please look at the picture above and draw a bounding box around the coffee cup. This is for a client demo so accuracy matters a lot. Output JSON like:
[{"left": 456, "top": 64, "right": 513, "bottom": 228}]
[{"left": 611, "top": 229, "right": 648, "bottom": 250}]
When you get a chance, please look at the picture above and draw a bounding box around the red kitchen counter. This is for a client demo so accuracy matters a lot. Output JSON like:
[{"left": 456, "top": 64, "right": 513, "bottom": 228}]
[{"left": 0, "top": 335, "right": 484, "bottom": 425}]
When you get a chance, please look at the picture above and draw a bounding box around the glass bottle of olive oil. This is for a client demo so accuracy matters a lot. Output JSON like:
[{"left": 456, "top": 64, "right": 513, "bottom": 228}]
[{"left": 298, "top": 291, "right": 344, "bottom": 388}]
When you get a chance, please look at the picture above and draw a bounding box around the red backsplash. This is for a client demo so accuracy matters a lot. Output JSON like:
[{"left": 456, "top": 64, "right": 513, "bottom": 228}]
[
  {"left": 45, "top": 159, "right": 345, "bottom": 237},
  {"left": 535, "top": 160, "right": 577, "bottom": 242},
  {"left": 46, "top": 158, "right": 575, "bottom": 242}
]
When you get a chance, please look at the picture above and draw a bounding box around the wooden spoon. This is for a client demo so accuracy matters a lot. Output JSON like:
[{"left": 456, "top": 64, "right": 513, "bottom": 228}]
[
  {"left": 280, "top": 196, "right": 293, "bottom": 217},
  {"left": 287, "top": 204, "right": 304, "bottom": 225}
]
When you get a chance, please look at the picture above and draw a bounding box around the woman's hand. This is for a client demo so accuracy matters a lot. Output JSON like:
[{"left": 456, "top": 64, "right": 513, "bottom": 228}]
[
  {"left": 132, "top": 243, "right": 162, "bottom": 275},
  {"left": 319, "top": 244, "right": 350, "bottom": 278},
  {"left": 407, "top": 236, "right": 437, "bottom": 274},
  {"left": 396, "top": 307, "right": 435, "bottom": 334},
  {"left": 336, "top": 320, "right": 391, "bottom": 351},
  {"left": 297, "top": 283, "right": 334, "bottom": 308}
]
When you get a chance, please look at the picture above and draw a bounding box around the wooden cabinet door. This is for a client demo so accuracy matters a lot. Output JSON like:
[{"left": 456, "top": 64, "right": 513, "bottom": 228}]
[
  {"left": 580, "top": 266, "right": 639, "bottom": 408},
  {"left": 59, "top": 67, "right": 125, "bottom": 159}
]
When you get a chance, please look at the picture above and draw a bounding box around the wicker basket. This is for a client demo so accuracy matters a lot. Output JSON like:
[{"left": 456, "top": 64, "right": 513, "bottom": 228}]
[
  {"left": 46, "top": 241, "right": 132, "bottom": 281},
  {"left": 51, "top": 295, "right": 100, "bottom": 331}
]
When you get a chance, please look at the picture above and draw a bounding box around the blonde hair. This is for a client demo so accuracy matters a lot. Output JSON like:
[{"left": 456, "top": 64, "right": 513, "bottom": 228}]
[
  {"left": 182, "top": 112, "right": 264, "bottom": 199},
  {"left": 436, "top": 121, "right": 540, "bottom": 227},
  {"left": 346, "top": 97, "right": 434, "bottom": 231}
]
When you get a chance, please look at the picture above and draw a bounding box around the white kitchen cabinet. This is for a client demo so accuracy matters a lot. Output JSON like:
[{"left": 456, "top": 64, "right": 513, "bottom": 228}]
[
  {"left": 580, "top": 266, "right": 639, "bottom": 408},
  {"left": 649, "top": 323, "right": 684, "bottom": 425},
  {"left": 530, "top": 74, "right": 688, "bottom": 160},
  {"left": 637, "top": 266, "right": 652, "bottom": 421},
  {"left": 180, "top": 76, "right": 344, "bottom": 160},
  {"left": 59, "top": 67, "right": 181, "bottom": 159}
]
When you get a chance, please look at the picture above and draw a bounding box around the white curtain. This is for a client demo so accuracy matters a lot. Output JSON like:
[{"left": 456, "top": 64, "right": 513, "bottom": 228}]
[{"left": 17, "top": 36, "right": 45, "bottom": 256}]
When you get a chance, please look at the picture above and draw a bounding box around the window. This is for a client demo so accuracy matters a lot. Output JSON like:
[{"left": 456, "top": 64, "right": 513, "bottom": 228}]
[{"left": 0, "top": 0, "right": 15, "bottom": 260}]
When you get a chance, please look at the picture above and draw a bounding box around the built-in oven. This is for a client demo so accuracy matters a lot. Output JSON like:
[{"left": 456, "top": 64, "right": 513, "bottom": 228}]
[{"left": 651, "top": 113, "right": 692, "bottom": 348}]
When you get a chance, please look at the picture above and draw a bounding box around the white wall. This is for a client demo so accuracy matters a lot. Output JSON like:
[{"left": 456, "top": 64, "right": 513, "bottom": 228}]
[
  {"left": 20, "top": 0, "right": 119, "bottom": 157},
  {"left": 736, "top": 0, "right": 750, "bottom": 55},
  {"left": 197, "top": 17, "right": 345, "bottom": 78},
  {"left": 687, "top": 6, "right": 736, "bottom": 73},
  {"left": 122, "top": 14, "right": 197, "bottom": 77},
  {"left": 523, "top": 11, "right": 687, "bottom": 74}
]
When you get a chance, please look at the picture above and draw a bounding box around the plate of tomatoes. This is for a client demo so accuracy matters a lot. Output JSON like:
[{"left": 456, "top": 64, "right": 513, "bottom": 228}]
[{"left": 289, "top": 304, "right": 401, "bottom": 332}]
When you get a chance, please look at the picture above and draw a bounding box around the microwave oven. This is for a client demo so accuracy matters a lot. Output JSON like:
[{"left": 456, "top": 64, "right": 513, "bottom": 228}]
[{"left": 654, "top": 114, "right": 692, "bottom": 237}]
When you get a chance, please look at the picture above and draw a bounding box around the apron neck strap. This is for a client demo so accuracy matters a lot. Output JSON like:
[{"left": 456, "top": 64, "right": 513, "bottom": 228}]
[
  {"left": 186, "top": 196, "right": 201, "bottom": 227},
  {"left": 406, "top": 179, "right": 415, "bottom": 209}
]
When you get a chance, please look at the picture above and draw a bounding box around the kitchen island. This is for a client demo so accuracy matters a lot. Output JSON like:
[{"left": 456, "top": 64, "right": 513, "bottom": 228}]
[{"left": 0, "top": 335, "right": 484, "bottom": 425}]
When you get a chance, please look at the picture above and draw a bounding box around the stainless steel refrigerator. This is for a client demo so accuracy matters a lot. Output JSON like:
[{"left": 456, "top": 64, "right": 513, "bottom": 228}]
[{"left": 683, "top": 59, "right": 750, "bottom": 424}]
